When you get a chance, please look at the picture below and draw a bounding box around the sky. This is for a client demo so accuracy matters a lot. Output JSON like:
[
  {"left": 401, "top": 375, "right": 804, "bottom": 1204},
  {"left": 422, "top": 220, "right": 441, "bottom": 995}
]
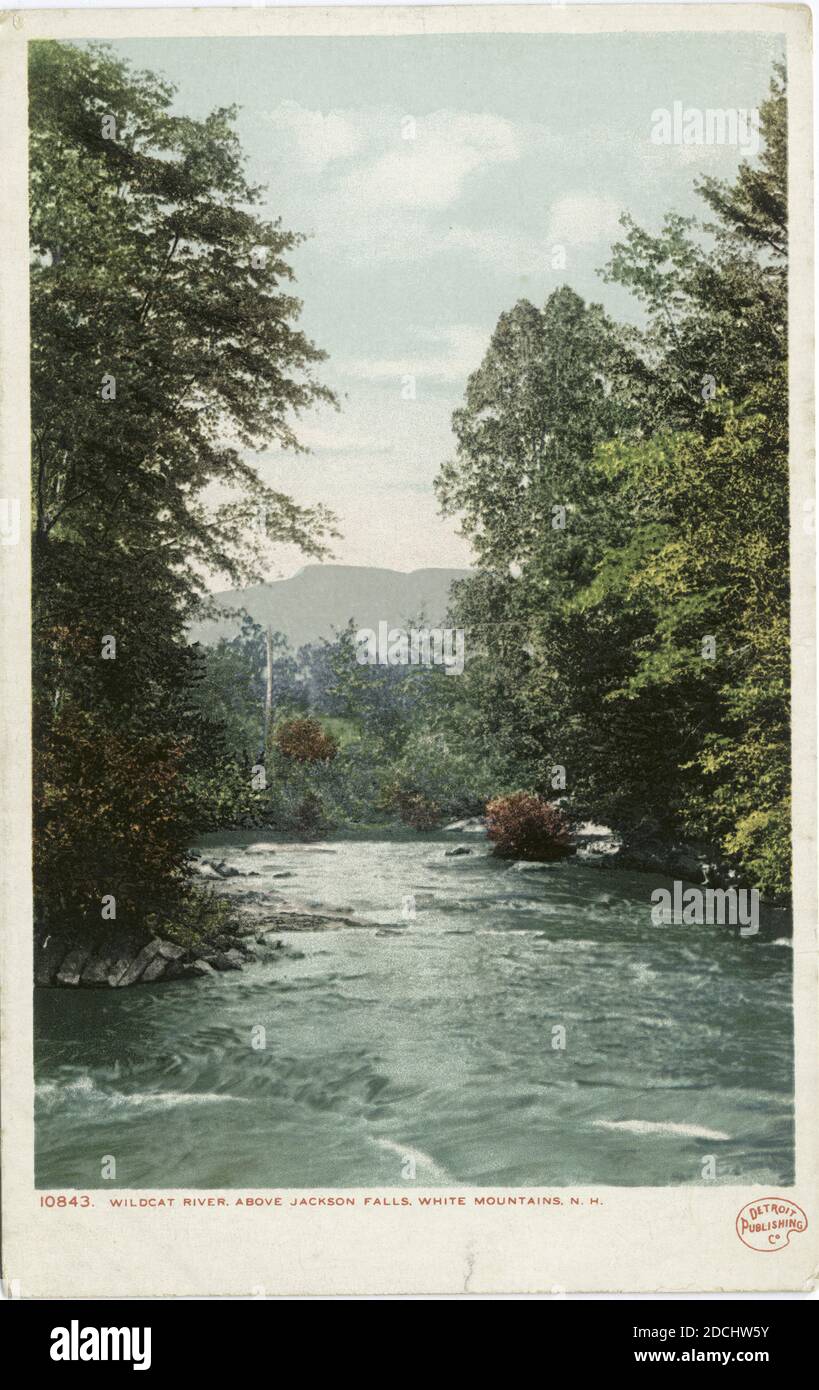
[{"left": 104, "top": 30, "right": 784, "bottom": 582}]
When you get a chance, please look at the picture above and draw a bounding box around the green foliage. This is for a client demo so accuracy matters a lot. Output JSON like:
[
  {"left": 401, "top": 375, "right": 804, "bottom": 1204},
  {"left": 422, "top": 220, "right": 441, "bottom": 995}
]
[
  {"left": 383, "top": 728, "right": 499, "bottom": 821},
  {"left": 30, "top": 41, "right": 334, "bottom": 930},
  {"left": 156, "top": 888, "right": 238, "bottom": 952},
  {"left": 435, "top": 67, "right": 791, "bottom": 896}
]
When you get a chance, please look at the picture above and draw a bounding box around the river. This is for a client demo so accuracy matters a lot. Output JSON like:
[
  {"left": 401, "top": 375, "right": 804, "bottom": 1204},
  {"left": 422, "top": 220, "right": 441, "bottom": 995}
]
[{"left": 35, "top": 833, "right": 794, "bottom": 1188}]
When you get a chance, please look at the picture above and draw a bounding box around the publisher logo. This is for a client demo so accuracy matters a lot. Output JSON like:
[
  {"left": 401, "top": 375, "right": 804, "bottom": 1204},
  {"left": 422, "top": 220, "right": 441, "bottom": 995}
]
[{"left": 735, "top": 1198, "right": 808, "bottom": 1252}]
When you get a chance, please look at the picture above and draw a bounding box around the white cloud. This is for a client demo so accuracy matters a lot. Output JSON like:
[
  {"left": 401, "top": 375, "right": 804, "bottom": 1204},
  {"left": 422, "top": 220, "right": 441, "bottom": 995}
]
[
  {"left": 340, "top": 111, "right": 522, "bottom": 211},
  {"left": 546, "top": 193, "right": 624, "bottom": 247},
  {"left": 265, "top": 103, "right": 528, "bottom": 208},
  {"left": 265, "top": 102, "right": 368, "bottom": 172}
]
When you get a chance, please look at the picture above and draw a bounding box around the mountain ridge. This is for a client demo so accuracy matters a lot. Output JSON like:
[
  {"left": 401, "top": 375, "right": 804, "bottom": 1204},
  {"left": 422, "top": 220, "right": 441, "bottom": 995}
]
[{"left": 189, "top": 563, "right": 472, "bottom": 647}]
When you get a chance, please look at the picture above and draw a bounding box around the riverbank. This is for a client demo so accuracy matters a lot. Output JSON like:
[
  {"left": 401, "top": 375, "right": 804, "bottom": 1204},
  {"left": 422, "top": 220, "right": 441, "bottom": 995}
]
[
  {"left": 33, "top": 848, "right": 379, "bottom": 989},
  {"left": 34, "top": 822, "right": 790, "bottom": 989}
]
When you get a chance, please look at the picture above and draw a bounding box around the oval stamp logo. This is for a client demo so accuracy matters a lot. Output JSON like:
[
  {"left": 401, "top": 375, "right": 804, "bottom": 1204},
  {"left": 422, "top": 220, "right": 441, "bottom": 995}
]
[{"left": 736, "top": 1197, "right": 808, "bottom": 1252}]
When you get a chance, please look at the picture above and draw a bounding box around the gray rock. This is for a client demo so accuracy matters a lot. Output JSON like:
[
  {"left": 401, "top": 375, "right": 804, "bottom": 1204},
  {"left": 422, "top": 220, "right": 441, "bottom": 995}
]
[
  {"left": 444, "top": 817, "right": 487, "bottom": 834},
  {"left": 444, "top": 846, "right": 472, "bottom": 857},
  {"left": 194, "top": 861, "right": 223, "bottom": 880},
  {"left": 116, "top": 939, "right": 164, "bottom": 988},
  {"left": 140, "top": 956, "right": 167, "bottom": 984},
  {"left": 81, "top": 952, "right": 121, "bottom": 987},
  {"left": 164, "top": 958, "right": 213, "bottom": 980},
  {"left": 256, "top": 933, "right": 283, "bottom": 949},
  {"left": 188, "top": 959, "right": 217, "bottom": 977},
  {"left": 80, "top": 950, "right": 131, "bottom": 995},
  {"left": 107, "top": 954, "right": 140, "bottom": 986},
  {"left": 56, "top": 946, "right": 93, "bottom": 987},
  {"left": 211, "top": 949, "right": 243, "bottom": 972},
  {"left": 156, "top": 940, "right": 186, "bottom": 961}
]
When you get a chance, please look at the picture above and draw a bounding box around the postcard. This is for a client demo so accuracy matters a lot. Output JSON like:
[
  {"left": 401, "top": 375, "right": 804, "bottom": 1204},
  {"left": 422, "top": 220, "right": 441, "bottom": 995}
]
[{"left": 0, "top": 3, "right": 815, "bottom": 1297}]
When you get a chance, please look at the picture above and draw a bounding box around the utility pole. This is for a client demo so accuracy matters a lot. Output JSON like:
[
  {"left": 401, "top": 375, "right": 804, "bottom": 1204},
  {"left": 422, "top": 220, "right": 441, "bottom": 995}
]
[{"left": 264, "top": 625, "right": 273, "bottom": 752}]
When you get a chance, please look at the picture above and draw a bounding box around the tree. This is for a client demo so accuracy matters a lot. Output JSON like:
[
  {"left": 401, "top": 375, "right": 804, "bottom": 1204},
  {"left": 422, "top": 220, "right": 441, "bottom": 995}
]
[
  {"left": 435, "top": 67, "right": 791, "bottom": 893},
  {"left": 435, "top": 287, "right": 649, "bottom": 817},
  {"left": 30, "top": 41, "right": 336, "bottom": 929}
]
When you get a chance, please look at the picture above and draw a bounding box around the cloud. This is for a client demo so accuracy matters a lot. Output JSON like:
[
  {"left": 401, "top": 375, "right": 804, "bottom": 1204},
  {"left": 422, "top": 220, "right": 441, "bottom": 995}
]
[
  {"left": 265, "top": 102, "right": 527, "bottom": 208},
  {"left": 340, "top": 111, "right": 522, "bottom": 211},
  {"left": 546, "top": 193, "right": 624, "bottom": 246},
  {"left": 265, "top": 102, "right": 368, "bottom": 172}
]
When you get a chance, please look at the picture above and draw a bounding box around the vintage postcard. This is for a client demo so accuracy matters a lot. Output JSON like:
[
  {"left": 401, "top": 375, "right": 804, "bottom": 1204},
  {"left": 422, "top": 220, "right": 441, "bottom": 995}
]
[{"left": 0, "top": 4, "right": 816, "bottom": 1298}]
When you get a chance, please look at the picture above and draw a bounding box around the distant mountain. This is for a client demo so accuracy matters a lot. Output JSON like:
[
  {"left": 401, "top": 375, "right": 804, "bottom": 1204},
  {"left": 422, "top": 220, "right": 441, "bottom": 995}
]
[{"left": 188, "top": 564, "right": 472, "bottom": 648}]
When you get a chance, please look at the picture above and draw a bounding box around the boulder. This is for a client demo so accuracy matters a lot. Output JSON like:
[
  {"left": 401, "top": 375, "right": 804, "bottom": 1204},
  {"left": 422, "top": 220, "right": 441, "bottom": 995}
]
[
  {"left": 140, "top": 956, "right": 167, "bottom": 983},
  {"left": 56, "top": 947, "right": 93, "bottom": 987},
  {"left": 188, "top": 959, "right": 217, "bottom": 977},
  {"left": 156, "top": 940, "right": 186, "bottom": 961},
  {"left": 212, "top": 861, "right": 241, "bottom": 878},
  {"left": 193, "top": 861, "right": 223, "bottom": 880},
  {"left": 211, "top": 949, "right": 243, "bottom": 972},
  {"left": 115, "top": 939, "right": 165, "bottom": 988},
  {"left": 82, "top": 950, "right": 126, "bottom": 987},
  {"left": 444, "top": 846, "right": 472, "bottom": 857},
  {"left": 444, "top": 817, "right": 487, "bottom": 834},
  {"left": 255, "top": 933, "right": 283, "bottom": 949}
]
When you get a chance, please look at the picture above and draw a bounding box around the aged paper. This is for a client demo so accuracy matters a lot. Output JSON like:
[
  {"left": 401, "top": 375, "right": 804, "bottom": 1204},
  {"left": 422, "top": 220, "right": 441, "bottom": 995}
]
[{"left": 0, "top": 4, "right": 816, "bottom": 1297}]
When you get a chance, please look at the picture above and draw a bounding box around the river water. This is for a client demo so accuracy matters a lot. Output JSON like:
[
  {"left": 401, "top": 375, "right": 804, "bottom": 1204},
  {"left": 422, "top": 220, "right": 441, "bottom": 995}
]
[{"left": 35, "top": 834, "right": 794, "bottom": 1188}]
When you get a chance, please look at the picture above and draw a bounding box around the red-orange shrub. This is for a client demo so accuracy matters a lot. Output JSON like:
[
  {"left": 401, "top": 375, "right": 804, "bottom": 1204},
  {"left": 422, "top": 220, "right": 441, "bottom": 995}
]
[
  {"left": 381, "top": 783, "right": 442, "bottom": 830},
  {"left": 485, "top": 792, "right": 572, "bottom": 861},
  {"left": 274, "top": 717, "right": 338, "bottom": 764}
]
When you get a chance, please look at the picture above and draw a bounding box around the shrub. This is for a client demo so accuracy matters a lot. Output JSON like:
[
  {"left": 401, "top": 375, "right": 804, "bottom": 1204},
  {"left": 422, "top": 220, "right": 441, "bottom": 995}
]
[
  {"left": 274, "top": 716, "right": 338, "bottom": 764},
  {"left": 293, "top": 791, "right": 333, "bottom": 840},
  {"left": 485, "top": 792, "right": 572, "bottom": 861},
  {"left": 382, "top": 783, "right": 442, "bottom": 831}
]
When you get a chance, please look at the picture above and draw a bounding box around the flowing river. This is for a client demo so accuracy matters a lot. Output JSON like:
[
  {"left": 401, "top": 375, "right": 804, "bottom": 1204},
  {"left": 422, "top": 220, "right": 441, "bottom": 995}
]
[{"left": 35, "top": 834, "right": 794, "bottom": 1188}]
